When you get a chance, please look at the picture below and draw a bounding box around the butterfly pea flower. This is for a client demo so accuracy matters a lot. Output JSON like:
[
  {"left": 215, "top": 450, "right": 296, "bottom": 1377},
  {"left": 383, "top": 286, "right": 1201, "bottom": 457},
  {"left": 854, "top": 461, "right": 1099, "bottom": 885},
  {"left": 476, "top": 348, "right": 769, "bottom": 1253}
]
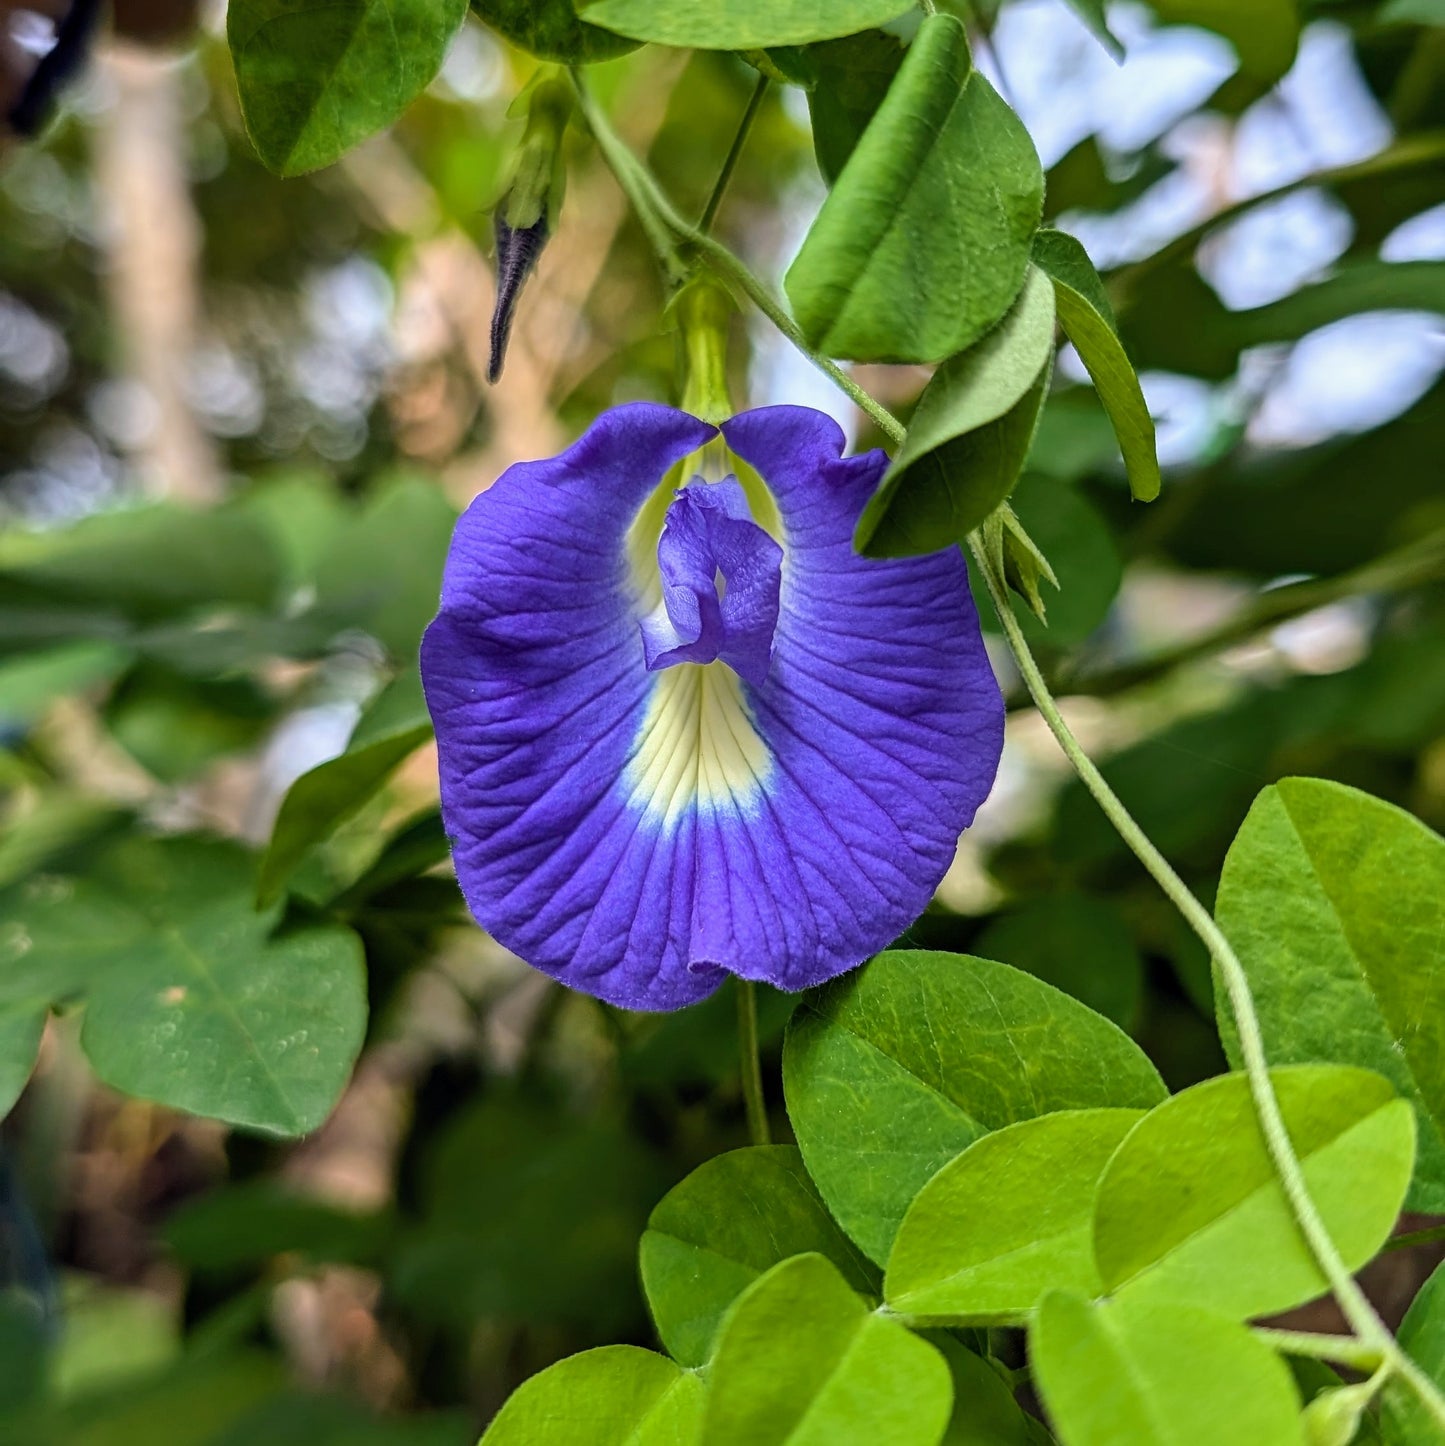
[{"left": 421, "top": 403, "right": 1004, "bottom": 1011}]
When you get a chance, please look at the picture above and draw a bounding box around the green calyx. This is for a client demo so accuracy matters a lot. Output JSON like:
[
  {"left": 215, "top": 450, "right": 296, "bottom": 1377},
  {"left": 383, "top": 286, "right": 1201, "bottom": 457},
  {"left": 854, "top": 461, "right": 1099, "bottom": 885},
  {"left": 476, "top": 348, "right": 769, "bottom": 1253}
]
[
  {"left": 501, "top": 67, "right": 573, "bottom": 231},
  {"left": 674, "top": 273, "right": 736, "bottom": 426}
]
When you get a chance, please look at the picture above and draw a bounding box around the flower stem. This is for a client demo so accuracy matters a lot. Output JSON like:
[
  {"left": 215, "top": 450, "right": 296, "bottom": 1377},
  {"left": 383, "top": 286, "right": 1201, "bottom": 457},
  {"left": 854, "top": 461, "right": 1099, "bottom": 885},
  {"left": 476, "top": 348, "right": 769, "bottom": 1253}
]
[
  {"left": 1252, "top": 1329, "right": 1385, "bottom": 1371},
  {"left": 737, "top": 981, "right": 770, "bottom": 1146},
  {"left": 699, "top": 73, "right": 769, "bottom": 236}
]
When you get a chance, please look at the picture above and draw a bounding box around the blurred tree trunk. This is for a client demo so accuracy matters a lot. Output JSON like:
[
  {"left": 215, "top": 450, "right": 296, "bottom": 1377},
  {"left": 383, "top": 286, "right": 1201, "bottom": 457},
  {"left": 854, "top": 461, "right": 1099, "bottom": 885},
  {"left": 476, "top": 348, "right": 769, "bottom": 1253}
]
[{"left": 93, "top": 42, "right": 222, "bottom": 504}]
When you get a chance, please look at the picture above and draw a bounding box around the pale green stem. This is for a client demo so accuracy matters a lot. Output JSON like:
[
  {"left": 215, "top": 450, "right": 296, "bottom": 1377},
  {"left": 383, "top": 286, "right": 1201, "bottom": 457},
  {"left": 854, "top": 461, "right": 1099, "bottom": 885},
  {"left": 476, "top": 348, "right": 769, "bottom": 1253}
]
[
  {"left": 699, "top": 73, "right": 769, "bottom": 236},
  {"left": 1252, "top": 1328, "right": 1385, "bottom": 1372},
  {"left": 737, "top": 981, "right": 771, "bottom": 1146},
  {"left": 572, "top": 71, "right": 1445, "bottom": 1427}
]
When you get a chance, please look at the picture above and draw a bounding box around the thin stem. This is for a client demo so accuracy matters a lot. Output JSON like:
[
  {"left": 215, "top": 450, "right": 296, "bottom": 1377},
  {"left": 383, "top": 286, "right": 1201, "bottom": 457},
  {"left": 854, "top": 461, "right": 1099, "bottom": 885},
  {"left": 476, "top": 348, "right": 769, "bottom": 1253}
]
[
  {"left": 737, "top": 981, "right": 770, "bottom": 1146},
  {"left": 568, "top": 68, "right": 689, "bottom": 288},
  {"left": 699, "top": 73, "right": 769, "bottom": 235},
  {"left": 1252, "top": 1328, "right": 1385, "bottom": 1371},
  {"left": 970, "top": 535, "right": 1445, "bottom": 1431}
]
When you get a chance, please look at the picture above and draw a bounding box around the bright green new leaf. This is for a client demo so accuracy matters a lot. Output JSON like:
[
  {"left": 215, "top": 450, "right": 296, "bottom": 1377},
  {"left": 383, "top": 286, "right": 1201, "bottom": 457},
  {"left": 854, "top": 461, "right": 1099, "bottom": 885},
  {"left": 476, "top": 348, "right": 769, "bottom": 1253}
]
[
  {"left": 1214, "top": 779, "right": 1445, "bottom": 1211},
  {"left": 855, "top": 267, "right": 1056, "bottom": 556},
  {"left": 1146, "top": 0, "right": 1299, "bottom": 83},
  {"left": 886, "top": 1109, "right": 1144, "bottom": 1324},
  {"left": 473, "top": 0, "right": 637, "bottom": 61},
  {"left": 786, "top": 14, "right": 1043, "bottom": 363},
  {"left": 0, "top": 1003, "right": 45, "bottom": 1118},
  {"left": 1030, "top": 1291, "right": 1305, "bottom": 1446},
  {"left": 228, "top": 0, "right": 470, "bottom": 176},
  {"left": 702, "top": 1253, "right": 952, "bottom": 1445},
  {"left": 480, "top": 1345, "right": 704, "bottom": 1445},
  {"left": 975, "top": 893, "right": 1143, "bottom": 1029},
  {"left": 782, "top": 950, "right": 1166, "bottom": 1264},
  {"left": 806, "top": 31, "right": 905, "bottom": 185},
  {"left": 1032, "top": 229, "right": 1159, "bottom": 503},
  {"left": 639, "top": 1145, "right": 877, "bottom": 1368},
  {"left": 1382, "top": 1259, "right": 1445, "bottom": 1444},
  {"left": 2, "top": 837, "right": 366, "bottom": 1136},
  {"left": 579, "top": 0, "right": 913, "bottom": 49},
  {"left": 257, "top": 674, "right": 433, "bottom": 909},
  {"left": 1095, "top": 1066, "right": 1415, "bottom": 1320}
]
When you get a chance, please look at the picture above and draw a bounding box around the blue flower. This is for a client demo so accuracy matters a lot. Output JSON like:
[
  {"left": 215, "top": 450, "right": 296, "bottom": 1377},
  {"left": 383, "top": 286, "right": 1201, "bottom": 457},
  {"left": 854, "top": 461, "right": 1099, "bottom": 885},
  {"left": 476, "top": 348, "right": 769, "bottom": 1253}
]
[{"left": 421, "top": 404, "right": 1004, "bottom": 1011}]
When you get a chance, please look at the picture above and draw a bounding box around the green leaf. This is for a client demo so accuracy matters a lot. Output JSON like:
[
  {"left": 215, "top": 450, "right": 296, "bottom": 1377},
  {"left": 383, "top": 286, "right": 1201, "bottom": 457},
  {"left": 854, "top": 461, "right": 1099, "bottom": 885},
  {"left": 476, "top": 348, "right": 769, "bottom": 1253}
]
[
  {"left": 785, "top": 13, "right": 1043, "bottom": 363},
  {"left": 1145, "top": 0, "right": 1299, "bottom": 83},
  {"left": 228, "top": 0, "right": 470, "bottom": 176},
  {"left": 854, "top": 267, "right": 1056, "bottom": 556},
  {"left": 1382, "top": 1259, "right": 1445, "bottom": 1444},
  {"left": 485, "top": 1346, "right": 705, "bottom": 1445},
  {"left": 1031, "top": 229, "right": 1159, "bottom": 503},
  {"left": 782, "top": 950, "right": 1167, "bottom": 1264},
  {"left": 0, "top": 1004, "right": 45, "bottom": 1118},
  {"left": 256, "top": 675, "right": 432, "bottom": 909},
  {"left": 974, "top": 894, "right": 1143, "bottom": 1029},
  {"left": 1030, "top": 1291, "right": 1304, "bottom": 1446},
  {"left": 1094, "top": 1066, "right": 1415, "bottom": 1320},
  {"left": 886, "top": 1109, "right": 1144, "bottom": 1324},
  {"left": 806, "top": 31, "right": 905, "bottom": 185},
  {"left": 639, "top": 1145, "right": 878, "bottom": 1368},
  {"left": 1214, "top": 779, "right": 1445, "bottom": 1212},
  {"left": 702, "top": 1254, "right": 952, "bottom": 1446},
  {"left": 579, "top": 0, "right": 914, "bottom": 49},
  {"left": 2, "top": 836, "right": 366, "bottom": 1136},
  {"left": 472, "top": 0, "right": 637, "bottom": 61}
]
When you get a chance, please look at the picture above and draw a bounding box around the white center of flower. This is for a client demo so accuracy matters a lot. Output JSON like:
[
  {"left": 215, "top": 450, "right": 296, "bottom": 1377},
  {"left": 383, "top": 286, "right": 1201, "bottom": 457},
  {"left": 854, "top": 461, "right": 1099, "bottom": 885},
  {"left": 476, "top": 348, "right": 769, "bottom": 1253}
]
[{"left": 624, "top": 660, "right": 772, "bottom": 826}]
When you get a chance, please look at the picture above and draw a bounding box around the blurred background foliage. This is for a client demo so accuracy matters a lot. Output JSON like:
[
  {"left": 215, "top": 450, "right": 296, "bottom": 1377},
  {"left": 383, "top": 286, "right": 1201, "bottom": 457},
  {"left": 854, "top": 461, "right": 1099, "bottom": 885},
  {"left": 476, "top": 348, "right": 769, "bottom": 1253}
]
[{"left": 0, "top": 0, "right": 1442, "bottom": 1438}]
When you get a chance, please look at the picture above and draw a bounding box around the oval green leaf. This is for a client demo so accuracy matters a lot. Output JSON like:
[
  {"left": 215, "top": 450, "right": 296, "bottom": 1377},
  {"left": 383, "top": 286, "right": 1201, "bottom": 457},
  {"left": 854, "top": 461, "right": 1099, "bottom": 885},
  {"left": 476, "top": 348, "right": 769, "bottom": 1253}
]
[
  {"left": 854, "top": 267, "right": 1056, "bottom": 557},
  {"left": 782, "top": 950, "right": 1167, "bottom": 1265},
  {"left": 1031, "top": 229, "right": 1159, "bottom": 503},
  {"left": 1095, "top": 1065, "right": 1415, "bottom": 1320},
  {"left": 228, "top": 0, "right": 469, "bottom": 177},
  {"left": 785, "top": 13, "right": 1044, "bottom": 364},
  {"left": 1214, "top": 778, "right": 1445, "bottom": 1212},
  {"left": 886, "top": 1109, "right": 1144, "bottom": 1325},
  {"left": 0, "top": 836, "right": 368, "bottom": 1137},
  {"left": 639, "top": 1145, "right": 878, "bottom": 1368},
  {"left": 1030, "top": 1291, "right": 1305, "bottom": 1446},
  {"left": 480, "top": 1345, "right": 704, "bottom": 1445},
  {"left": 702, "top": 1253, "right": 952, "bottom": 1446},
  {"left": 807, "top": 31, "right": 906, "bottom": 185},
  {"left": 0, "top": 1003, "right": 45, "bottom": 1119},
  {"left": 579, "top": 0, "right": 914, "bottom": 49},
  {"left": 473, "top": 0, "right": 638, "bottom": 61}
]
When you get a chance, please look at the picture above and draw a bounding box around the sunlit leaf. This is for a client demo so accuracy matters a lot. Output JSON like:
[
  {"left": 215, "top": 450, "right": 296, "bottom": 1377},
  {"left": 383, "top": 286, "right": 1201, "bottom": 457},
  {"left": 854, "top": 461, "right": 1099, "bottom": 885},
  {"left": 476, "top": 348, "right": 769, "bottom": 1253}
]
[
  {"left": 639, "top": 1145, "right": 877, "bottom": 1367},
  {"left": 473, "top": 0, "right": 637, "bottom": 61},
  {"left": 1214, "top": 778, "right": 1445, "bottom": 1211},
  {"left": 702, "top": 1254, "right": 952, "bottom": 1445},
  {"left": 783, "top": 950, "right": 1166, "bottom": 1264},
  {"left": 886, "top": 1110, "right": 1144, "bottom": 1324},
  {"left": 1031, "top": 1291, "right": 1304, "bottom": 1446},
  {"left": 1095, "top": 1066, "right": 1415, "bottom": 1320}
]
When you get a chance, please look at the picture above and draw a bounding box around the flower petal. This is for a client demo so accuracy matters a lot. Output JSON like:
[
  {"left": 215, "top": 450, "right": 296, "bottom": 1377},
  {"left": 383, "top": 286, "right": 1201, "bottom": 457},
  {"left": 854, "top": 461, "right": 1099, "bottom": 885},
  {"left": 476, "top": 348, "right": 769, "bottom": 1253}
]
[
  {"left": 422, "top": 403, "right": 722, "bottom": 1010},
  {"left": 423, "top": 402, "right": 1004, "bottom": 1011}
]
